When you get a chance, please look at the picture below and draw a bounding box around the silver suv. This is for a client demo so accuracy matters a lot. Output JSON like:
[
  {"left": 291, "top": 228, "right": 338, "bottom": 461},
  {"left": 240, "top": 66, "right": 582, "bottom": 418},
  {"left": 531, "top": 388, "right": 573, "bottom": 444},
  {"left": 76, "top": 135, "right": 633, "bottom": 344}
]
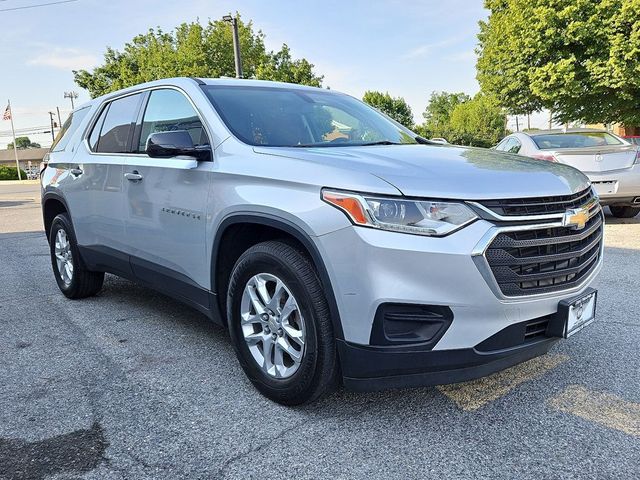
[{"left": 42, "top": 78, "right": 603, "bottom": 404}]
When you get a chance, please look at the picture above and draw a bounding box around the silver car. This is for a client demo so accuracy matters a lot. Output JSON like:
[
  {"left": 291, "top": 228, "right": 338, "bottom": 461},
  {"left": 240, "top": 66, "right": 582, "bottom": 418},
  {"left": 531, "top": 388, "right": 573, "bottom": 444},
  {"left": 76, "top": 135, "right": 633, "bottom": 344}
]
[
  {"left": 42, "top": 78, "right": 603, "bottom": 404},
  {"left": 496, "top": 128, "right": 640, "bottom": 218}
]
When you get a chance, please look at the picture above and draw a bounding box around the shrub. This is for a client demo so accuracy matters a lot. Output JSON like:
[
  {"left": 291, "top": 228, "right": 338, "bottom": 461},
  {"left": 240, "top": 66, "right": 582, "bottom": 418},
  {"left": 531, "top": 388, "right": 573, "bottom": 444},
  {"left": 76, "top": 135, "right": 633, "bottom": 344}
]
[{"left": 0, "top": 166, "right": 28, "bottom": 181}]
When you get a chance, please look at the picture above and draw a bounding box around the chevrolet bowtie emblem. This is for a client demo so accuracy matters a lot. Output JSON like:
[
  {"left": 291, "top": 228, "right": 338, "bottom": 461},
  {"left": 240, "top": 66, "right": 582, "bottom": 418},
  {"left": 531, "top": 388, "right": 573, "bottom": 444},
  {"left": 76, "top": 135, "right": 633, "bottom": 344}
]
[{"left": 562, "top": 207, "right": 589, "bottom": 230}]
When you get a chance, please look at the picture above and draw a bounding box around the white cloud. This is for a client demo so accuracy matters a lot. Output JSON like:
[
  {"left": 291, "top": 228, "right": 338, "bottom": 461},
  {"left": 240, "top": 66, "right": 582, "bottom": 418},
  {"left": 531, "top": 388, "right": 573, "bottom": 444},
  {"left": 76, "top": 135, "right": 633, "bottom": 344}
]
[
  {"left": 27, "top": 48, "right": 99, "bottom": 71},
  {"left": 401, "top": 37, "right": 464, "bottom": 60},
  {"left": 448, "top": 50, "right": 477, "bottom": 63}
]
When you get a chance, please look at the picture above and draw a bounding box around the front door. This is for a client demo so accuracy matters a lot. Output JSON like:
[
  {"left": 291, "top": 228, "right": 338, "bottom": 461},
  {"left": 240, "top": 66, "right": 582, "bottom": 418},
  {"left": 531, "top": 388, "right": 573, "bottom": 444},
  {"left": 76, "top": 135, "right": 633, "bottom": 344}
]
[{"left": 122, "top": 88, "right": 212, "bottom": 304}]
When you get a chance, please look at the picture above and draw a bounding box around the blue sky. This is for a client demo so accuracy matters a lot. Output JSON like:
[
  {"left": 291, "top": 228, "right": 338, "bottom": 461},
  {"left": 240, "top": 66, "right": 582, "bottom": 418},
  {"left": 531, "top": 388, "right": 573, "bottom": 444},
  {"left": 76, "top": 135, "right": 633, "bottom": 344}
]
[{"left": 0, "top": 0, "right": 488, "bottom": 148}]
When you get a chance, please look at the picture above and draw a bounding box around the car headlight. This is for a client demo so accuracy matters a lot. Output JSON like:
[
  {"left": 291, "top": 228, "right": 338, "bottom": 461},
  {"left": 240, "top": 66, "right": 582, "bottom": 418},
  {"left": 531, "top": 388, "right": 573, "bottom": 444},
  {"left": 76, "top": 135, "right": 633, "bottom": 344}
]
[{"left": 322, "top": 189, "right": 477, "bottom": 236}]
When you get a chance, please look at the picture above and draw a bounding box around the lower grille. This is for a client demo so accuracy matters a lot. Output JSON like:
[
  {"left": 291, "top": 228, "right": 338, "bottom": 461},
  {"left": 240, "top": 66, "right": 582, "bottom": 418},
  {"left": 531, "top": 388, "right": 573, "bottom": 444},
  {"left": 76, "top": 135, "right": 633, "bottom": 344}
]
[{"left": 485, "top": 211, "right": 604, "bottom": 296}]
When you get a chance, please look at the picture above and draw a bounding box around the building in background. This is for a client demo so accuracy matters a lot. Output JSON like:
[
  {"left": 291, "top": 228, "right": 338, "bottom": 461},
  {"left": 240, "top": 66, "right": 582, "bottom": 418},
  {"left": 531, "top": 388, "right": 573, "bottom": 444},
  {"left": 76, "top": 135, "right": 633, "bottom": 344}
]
[{"left": 0, "top": 148, "right": 49, "bottom": 171}]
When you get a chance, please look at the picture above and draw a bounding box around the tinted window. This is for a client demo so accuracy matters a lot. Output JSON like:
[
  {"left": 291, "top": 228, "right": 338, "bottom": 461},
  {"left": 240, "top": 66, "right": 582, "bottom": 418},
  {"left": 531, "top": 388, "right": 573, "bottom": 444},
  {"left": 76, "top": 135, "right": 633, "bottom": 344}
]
[
  {"left": 93, "top": 94, "right": 142, "bottom": 153},
  {"left": 203, "top": 85, "right": 417, "bottom": 147},
  {"left": 532, "top": 132, "right": 622, "bottom": 150},
  {"left": 51, "top": 106, "right": 90, "bottom": 152},
  {"left": 138, "top": 89, "right": 208, "bottom": 152},
  {"left": 88, "top": 106, "right": 107, "bottom": 151}
]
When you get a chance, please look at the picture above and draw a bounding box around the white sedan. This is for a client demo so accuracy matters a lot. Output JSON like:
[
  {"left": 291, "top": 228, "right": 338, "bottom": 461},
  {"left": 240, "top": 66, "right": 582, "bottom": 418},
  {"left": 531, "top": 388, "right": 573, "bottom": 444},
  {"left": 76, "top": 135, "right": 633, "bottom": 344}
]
[{"left": 495, "top": 128, "right": 640, "bottom": 218}]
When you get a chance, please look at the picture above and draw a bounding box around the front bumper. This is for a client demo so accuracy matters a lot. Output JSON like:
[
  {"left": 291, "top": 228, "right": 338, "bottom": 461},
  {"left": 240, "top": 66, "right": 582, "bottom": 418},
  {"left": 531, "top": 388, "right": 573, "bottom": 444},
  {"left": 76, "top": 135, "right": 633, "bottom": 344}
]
[
  {"left": 315, "top": 217, "right": 601, "bottom": 388},
  {"left": 587, "top": 164, "right": 640, "bottom": 205}
]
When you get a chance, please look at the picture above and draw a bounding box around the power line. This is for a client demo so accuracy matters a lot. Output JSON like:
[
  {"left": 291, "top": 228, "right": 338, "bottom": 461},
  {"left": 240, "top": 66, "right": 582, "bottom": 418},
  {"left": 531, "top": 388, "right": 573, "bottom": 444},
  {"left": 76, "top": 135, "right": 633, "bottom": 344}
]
[{"left": 0, "top": 0, "right": 78, "bottom": 12}]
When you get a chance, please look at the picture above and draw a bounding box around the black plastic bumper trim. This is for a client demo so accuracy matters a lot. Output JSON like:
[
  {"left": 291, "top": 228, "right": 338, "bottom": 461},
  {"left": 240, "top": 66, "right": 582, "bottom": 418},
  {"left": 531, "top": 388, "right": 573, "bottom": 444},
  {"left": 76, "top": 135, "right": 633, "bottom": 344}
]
[{"left": 339, "top": 337, "right": 558, "bottom": 392}]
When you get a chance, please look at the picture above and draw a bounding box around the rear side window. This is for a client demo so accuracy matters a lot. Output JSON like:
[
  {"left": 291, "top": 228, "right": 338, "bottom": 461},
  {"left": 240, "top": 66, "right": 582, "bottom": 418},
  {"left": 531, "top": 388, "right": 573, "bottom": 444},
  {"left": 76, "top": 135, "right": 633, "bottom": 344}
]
[
  {"left": 505, "top": 138, "right": 521, "bottom": 153},
  {"left": 51, "top": 106, "right": 90, "bottom": 152},
  {"left": 137, "top": 89, "right": 208, "bottom": 153},
  {"left": 90, "top": 93, "right": 143, "bottom": 153},
  {"left": 495, "top": 137, "right": 520, "bottom": 153}
]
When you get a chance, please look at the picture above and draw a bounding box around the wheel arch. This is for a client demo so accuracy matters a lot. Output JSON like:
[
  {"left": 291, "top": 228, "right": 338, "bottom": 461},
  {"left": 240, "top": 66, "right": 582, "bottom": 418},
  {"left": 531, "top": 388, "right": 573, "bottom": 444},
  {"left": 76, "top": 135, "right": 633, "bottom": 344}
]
[
  {"left": 211, "top": 213, "right": 345, "bottom": 340},
  {"left": 42, "top": 192, "right": 72, "bottom": 242}
]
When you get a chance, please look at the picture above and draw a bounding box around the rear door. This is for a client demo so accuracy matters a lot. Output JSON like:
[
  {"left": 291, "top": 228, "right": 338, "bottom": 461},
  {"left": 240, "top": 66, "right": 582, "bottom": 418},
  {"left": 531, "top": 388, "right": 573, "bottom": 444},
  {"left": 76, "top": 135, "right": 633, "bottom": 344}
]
[
  {"left": 62, "top": 92, "right": 144, "bottom": 265},
  {"left": 122, "top": 87, "right": 212, "bottom": 299}
]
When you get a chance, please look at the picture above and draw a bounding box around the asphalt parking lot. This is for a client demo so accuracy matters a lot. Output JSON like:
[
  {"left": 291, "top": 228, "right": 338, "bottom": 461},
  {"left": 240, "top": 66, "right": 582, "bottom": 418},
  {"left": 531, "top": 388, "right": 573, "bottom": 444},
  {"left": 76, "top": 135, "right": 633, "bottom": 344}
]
[{"left": 1, "top": 182, "right": 639, "bottom": 480}]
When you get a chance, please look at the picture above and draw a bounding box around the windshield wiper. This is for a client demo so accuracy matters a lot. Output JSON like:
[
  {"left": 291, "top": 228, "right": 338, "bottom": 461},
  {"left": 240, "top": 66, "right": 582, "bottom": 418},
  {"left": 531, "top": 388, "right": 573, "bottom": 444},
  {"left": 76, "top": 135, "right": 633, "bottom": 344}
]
[
  {"left": 288, "top": 140, "right": 407, "bottom": 148},
  {"left": 358, "top": 140, "right": 404, "bottom": 146}
]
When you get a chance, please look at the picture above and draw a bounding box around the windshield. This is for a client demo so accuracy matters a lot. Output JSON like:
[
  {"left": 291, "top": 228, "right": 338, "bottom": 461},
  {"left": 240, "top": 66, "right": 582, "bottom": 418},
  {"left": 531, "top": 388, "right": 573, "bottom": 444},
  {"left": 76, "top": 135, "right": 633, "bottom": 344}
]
[
  {"left": 532, "top": 132, "right": 623, "bottom": 150},
  {"left": 203, "top": 85, "right": 417, "bottom": 147}
]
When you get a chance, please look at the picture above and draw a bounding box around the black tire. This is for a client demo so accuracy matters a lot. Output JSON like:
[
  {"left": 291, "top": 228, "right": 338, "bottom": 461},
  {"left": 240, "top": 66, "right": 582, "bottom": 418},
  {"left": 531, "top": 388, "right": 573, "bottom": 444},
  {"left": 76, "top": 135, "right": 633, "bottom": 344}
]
[
  {"left": 610, "top": 206, "right": 640, "bottom": 218},
  {"left": 227, "top": 240, "right": 338, "bottom": 405},
  {"left": 49, "top": 213, "right": 104, "bottom": 299}
]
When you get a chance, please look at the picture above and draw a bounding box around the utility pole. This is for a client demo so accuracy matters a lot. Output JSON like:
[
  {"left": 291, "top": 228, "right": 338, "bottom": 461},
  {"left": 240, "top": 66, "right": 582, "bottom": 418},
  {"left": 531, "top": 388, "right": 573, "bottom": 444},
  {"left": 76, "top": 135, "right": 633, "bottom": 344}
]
[
  {"left": 515, "top": 115, "right": 520, "bottom": 132},
  {"left": 223, "top": 15, "right": 243, "bottom": 78},
  {"left": 527, "top": 113, "right": 531, "bottom": 130},
  {"left": 6, "top": 99, "right": 21, "bottom": 180},
  {"left": 56, "top": 107, "right": 62, "bottom": 130},
  {"left": 64, "top": 91, "right": 78, "bottom": 110},
  {"left": 48, "top": 112, "right": 56, "bottom": 142}
]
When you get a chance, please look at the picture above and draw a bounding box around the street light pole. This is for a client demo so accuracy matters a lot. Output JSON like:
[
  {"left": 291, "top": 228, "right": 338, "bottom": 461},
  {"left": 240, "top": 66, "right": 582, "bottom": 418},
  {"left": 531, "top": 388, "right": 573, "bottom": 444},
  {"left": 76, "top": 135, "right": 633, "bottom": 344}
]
[{"left": 223, "top": 15, "right": 243, "bottom": 78}]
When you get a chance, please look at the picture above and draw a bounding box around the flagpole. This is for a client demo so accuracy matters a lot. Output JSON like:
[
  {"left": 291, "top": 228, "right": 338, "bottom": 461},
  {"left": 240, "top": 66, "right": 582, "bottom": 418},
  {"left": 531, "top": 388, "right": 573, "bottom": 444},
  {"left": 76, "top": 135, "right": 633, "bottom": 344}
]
[{"left": 7, "top": 99, "right": 22, "bottom": 181}]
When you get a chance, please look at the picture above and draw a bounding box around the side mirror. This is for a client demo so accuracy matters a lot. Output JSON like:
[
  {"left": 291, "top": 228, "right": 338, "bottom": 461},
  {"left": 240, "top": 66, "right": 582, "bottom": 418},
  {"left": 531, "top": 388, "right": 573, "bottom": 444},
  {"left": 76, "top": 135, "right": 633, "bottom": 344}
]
[{"left": 146, "top": 131, "right": 211, "bottom": 161}]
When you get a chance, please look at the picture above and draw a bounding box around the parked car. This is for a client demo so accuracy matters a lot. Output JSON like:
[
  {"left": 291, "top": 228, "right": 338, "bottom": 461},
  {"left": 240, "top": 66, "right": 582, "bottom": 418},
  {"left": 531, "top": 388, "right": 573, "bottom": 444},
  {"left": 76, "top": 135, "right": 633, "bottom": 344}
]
[
  {"left": 42, "top": 78, "right": 603, "bottom": 404},
  {"left": 495, "top": 128, "right": 640, "bottom": 218},
  {"left": 622, "top": 135, "right": 640, "bottom": 146}
]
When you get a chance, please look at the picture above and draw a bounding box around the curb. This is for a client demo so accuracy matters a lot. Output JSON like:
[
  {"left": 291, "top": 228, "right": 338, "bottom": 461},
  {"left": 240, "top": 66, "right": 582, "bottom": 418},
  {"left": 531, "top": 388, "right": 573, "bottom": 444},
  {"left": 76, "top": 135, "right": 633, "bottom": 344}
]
[{"left": 0, "top": 180, "right": 40, "bottom": 185}]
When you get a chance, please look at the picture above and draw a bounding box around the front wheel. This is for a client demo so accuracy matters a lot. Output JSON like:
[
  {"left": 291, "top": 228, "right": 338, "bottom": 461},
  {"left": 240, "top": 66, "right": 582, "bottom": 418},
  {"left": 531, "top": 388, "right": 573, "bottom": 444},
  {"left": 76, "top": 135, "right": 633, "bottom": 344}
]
[
  {"left": 609, "top": 206, "right": 640, "bottom": 218},
  {"left": 49, "top": 214, "right": 104, "bottom": 299},
  {"left": 227, "top": 241, "right": 338, "bottom": 405}
]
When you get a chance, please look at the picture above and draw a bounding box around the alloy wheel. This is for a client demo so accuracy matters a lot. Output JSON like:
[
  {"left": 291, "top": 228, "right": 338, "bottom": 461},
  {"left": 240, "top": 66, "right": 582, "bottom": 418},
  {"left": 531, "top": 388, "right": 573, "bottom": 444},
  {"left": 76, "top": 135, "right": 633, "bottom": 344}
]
[
  {"left": 240, "top": 273, "right": 306, "bottom": 378},
  {"left": 54, "top": 228, "right": 74, "bottom": 286}
]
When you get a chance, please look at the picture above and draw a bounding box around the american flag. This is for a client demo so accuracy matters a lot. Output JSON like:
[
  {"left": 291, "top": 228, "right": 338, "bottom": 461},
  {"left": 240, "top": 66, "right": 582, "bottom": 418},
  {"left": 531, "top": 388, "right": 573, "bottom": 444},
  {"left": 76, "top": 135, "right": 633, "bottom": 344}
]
[{"left": 2, "top": 104, "right": 10, "bottom": 121}]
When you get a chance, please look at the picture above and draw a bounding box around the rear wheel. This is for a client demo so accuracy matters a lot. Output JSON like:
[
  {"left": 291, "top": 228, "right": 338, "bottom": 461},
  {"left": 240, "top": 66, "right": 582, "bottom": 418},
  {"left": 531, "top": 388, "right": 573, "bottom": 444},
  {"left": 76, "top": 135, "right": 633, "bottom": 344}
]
[
  {"left": 227, "top": 240, "right": 338, "bottom": 405},
  {"left": 610, "top": 206, "right": 640, "bottom": 218},
  {"left": 49, "top": 214, "right": 104, "bottom": 299}
]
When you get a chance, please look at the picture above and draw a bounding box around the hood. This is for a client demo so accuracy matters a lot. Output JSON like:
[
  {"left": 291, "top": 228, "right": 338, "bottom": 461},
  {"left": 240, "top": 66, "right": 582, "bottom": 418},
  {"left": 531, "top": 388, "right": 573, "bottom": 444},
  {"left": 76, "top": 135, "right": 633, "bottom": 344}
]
[{"left": 254, "top": 144, "right": 590, "bottom": 200}]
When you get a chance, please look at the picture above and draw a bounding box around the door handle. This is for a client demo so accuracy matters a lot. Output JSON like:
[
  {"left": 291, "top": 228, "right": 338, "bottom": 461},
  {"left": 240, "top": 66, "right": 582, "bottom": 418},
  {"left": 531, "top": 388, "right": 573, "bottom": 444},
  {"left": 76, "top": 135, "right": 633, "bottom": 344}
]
[
  {"left": 70, "top": 167, "right": 83, "bottom": 176},
  {"left": 125, "top": 171, "right": 143, "bottom": 182}
]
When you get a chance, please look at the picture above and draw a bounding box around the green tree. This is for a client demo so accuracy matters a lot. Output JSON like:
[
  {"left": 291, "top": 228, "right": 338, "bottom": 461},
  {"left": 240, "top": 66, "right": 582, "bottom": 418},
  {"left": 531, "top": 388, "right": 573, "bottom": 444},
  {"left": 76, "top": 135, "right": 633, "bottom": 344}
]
[
  {"left": 417, "top": 91, "right": 506, "bottom": 147},
  {"left": 362, "top": 91, "right": 414, "bottom": 128},
  {"left": 477, "top": 0, "right": 640, "bottom": 125},
  {"left": 7, "top": 136, "right": 41, "bottom": 149},
  {"left": 421, "top": 91, "right": 470, "bottom": 137},
  {"left": 448, "top": 93, "right": 507, "bottom": 147},
  {"left": 74, "top": 17, "right": 323, "bottom": 98},
  {"left": 255, "top": 44, "right": 323, "bottom": 87}
]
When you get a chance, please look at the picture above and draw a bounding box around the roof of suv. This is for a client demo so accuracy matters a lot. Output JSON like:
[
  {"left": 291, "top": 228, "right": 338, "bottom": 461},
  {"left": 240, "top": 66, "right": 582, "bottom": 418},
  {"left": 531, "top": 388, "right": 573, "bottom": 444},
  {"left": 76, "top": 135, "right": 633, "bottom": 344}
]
[
  {"left": 77, "top": 77, "right": 329, "bottom": 111},
  {"left": 198, "top": 77, "right": 326, "bottom": 91}
]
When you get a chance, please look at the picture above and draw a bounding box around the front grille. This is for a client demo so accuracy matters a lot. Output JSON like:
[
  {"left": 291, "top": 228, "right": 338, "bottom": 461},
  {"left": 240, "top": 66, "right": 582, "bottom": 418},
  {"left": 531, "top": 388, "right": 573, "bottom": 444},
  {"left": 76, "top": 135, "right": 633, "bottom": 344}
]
[
  {"left": 477, "top": 187, "right": 595, "bottom": 216},
  {"left": 485, "top": 211, "right": 603, "bottom": 296}
]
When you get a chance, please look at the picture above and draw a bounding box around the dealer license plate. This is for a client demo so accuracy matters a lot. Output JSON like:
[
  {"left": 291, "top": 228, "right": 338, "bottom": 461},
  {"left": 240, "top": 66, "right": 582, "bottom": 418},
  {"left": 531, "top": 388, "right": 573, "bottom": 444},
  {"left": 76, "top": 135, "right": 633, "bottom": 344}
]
[{"left": 565, "top": 291, "right": 597, "bottom": 338}]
